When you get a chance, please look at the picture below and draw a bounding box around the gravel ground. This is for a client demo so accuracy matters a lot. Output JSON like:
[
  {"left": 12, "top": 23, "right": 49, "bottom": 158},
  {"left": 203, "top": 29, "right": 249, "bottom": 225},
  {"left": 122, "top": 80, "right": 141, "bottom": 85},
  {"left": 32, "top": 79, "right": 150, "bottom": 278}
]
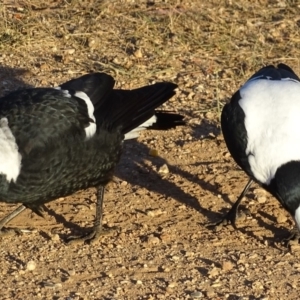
[{"left": 1, "top": 0, "right": 300, "bottom": 299}]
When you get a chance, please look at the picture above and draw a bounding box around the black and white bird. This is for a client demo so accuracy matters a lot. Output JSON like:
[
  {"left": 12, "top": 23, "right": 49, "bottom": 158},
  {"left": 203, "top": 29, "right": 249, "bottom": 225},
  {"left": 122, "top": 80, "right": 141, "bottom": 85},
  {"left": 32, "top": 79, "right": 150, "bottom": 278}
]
[
  {"left": 215, "top": 63, "right": 300, "bottom": 243},
  {"left": 0, "top": 72, "right": 184, "bottom": 243}
]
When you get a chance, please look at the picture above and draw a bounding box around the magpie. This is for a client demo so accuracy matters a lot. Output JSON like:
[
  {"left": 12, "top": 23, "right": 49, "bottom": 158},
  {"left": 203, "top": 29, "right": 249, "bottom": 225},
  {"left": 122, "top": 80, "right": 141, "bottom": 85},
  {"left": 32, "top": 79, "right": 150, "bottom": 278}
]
[
  {"left": 0, "top": 72, "right": 184, "bottom": 243},
  {"left": 213, "top": 63, "right": 300, "bottom": 243}
]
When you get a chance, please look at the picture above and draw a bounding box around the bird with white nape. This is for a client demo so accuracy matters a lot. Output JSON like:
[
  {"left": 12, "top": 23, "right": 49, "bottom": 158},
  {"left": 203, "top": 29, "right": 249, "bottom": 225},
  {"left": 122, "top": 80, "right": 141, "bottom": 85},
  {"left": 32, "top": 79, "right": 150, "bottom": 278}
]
[
  {"left": 0, "top": 72, "right": 185, "bottom": 244},
  {"left": 210, "top": 63, "right": 300, "bottom": 245}
]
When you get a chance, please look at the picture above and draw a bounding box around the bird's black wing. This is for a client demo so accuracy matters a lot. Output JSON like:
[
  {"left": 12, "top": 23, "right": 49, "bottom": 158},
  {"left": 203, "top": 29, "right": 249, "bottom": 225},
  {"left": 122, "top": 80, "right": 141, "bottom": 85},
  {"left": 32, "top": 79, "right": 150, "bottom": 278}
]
[{"left": 221, "top": 90, "right": 253, "bottom": 177}]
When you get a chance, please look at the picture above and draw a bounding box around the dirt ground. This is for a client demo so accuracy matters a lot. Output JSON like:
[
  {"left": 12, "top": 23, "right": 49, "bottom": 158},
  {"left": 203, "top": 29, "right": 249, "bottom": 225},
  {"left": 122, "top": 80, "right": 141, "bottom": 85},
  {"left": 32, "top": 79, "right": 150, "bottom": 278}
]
[{"left": 1, "top": 0, "right": 300, "bottom": 299}]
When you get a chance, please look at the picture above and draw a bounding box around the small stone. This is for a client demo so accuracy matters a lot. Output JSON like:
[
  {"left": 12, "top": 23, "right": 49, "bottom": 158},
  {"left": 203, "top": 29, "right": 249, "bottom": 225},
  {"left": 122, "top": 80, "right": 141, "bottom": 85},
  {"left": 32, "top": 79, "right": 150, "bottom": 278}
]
[
  {"left": 147, "top": 236, "right": 160, "bottom": 245},
  {"left": 171, "top": 255, "right": 180, "bottom": 261},
  {"left": 161, "top": 265, "right": 170, "bottom": 272},
  {"left": 184, "top": 251, "right": 194, "bottom": 257},
  {"left": 51, "top": 234, "right": 60, "bottom": 241},
  {"left": 168, "top": 282, "right": 177, "bottom": 288},
  {"left": 54, "top": 283, "right": 62, "bottom": 289},
  {"left": 120, "top": 280, "right": 130, "bottom": 284},
  {"left": 276, "top": 214, "right": 287, "bottom": 224},
  {"left": 26, "top": 260, "right": 36, "bottom": 271},
  {"left": 136, "top": 280, "right": 143, "bottom": 285},
  {"left": 43, "top": 281, "right": 56, "bottom": 288},
  {"left": 257, "top": 196, "right": 267, "bottom": 204},
  {"left": 205, "top": 111, "right": 215, "bottom": 120},
  {"left": 206, "top": 288, "right": 215, "bottom": 297},
  {"left": 208, "top": 267, "right": 219, "bottom": 278},
  {"left": 68, "top": 269, "right": 76, "bottom": 276},
  {"left": 146, "top": 209, "right": 163, "bottom": 217},
  {"left": 222, "top": 260, "right": 234, "bottom": 271},
  {"left": 190, "top": 291, "right": 203, "bottom": 298},
  {"left": 134, "top": 48, "right": 143, "bottom": 58},
  {"left": 149, "top": 149, "right": 159, "bottom": 157},
  {"left": 158, "top": 164, "right": 169, "bottom": 174}
]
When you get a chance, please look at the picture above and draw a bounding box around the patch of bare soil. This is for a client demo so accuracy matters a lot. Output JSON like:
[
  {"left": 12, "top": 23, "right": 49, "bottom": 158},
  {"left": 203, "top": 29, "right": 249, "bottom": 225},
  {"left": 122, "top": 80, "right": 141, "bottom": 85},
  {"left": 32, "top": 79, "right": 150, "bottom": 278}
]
[{"left": 1, "top": 0, "right": 300, "bottom": 299}]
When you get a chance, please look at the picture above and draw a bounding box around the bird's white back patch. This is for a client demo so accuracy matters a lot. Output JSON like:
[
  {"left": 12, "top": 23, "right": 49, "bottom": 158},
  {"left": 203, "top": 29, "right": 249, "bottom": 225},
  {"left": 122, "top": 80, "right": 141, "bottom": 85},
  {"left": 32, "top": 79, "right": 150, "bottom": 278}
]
[
  {"left": 74, "top": 91, "right": 96, "bottom": 139},
  {"left": 0, "top": 118, "right": 22, "bottom": 182},
  {"left": 124, "top": 115, "right": 157, "bottom": 140},
  {"left": 239, "top": 79, "right": 300, "bottom": 184}
]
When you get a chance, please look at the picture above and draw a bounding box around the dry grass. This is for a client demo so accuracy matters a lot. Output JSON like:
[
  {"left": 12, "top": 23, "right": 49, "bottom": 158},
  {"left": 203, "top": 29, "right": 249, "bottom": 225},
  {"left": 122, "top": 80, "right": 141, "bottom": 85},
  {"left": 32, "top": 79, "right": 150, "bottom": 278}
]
[{"left": 1, "top": 0, "right": 300, "bottom": 120}]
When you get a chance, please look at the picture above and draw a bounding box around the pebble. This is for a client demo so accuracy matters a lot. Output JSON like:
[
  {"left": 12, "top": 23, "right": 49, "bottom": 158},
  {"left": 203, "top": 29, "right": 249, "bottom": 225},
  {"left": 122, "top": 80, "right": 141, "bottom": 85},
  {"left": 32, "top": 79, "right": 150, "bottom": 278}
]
[
  {"left": 206, "top": 288, "right": 215, "bottom": 298},
  {"left": 158, "top": 164, "right": 169, "bottom": 174},
  {"left": 205, "top": 111, "right": 215, "bottom": 120},
  {"left": 134, "top": 48, "right": 143, "bottom": 58},
  {"left": 42, "top": 281, "right": 62, "bottom": 289},
  {"left": 257, "top": 196, "right": 267, "bottom": 204},
  {"left": 26, "top": 260, "right": 36, "bottom": 271},
  {"left": 168, "top": 282, "right": 177, "bottom": 288},
  {"left": 171, "top": 255, "right": 180, "bottom": 261},
  {"left": 160, "top": 265, "right": 171, "bottom": 272},
  {"left": 149, "top": 149, "right": 158, "bottom": 156},
  {"left": 208, "top": 267, "right": 219, "bottom": 278},
  {"left": 147, "top": 236, "right": 160, "bottom": 245},
  {"left": 190, "top": 291, "right": 203, "bottom": 298},
  {"left": 276, "top": 214, "right": 287, "bottom": 224},
  {"left": 68, "top": 269, "right": 76, "bottom": 276},
  {"left": 222, "top": 260, "right": 234, "bottom": 271},
  {"left": 146, "top": 209, "right": 163, "bottom": 217},
  {"left": 51, "top": 234, "right": 60, "bottom": 241}
]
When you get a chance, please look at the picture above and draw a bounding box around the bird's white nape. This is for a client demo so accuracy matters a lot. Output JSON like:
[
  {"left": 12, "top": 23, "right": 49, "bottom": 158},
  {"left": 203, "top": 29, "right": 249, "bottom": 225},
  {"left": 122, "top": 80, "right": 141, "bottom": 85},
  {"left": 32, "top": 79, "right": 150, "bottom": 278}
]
[
  {"left": 0, "top": 118, "right": 22, "bottom": 182},
  {"left": 239, "top": 79, "right": 300, "bottom": 184},
  {"left": 54, "top": 87, "right": 97, "bottom": 139},
  {"left": 74, "top": 91, "right": 97, "bottom": 139}
]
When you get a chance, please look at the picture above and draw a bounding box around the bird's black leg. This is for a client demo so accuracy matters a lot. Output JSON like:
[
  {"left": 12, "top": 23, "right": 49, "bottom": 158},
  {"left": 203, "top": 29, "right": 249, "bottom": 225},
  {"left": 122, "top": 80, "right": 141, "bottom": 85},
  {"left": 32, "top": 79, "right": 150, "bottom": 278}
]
[
  {"left": 66, "top": 184, "right": 114, "bottom": 245},
  {"left": 0, "top": 205, "right": 27, "bottom": 236},
  {"left": 207, "top": 179, "right": 253, "bottom": 229}
]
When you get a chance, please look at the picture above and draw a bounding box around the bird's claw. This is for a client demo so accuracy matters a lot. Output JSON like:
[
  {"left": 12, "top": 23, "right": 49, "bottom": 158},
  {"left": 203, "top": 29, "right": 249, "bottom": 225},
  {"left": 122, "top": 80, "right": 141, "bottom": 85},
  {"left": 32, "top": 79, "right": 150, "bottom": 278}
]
[
  {"left": 0, "top": 227, "right": 23, "bottom": 237},
  {"left": 281, "top": 226, "right": 300, "bottom": 247},
  {"left": 65, "top": 226, "right": 117, "bottom": 245},
  {"left": 206, "top": 207, "right": 250, "bottom": 230},
  {"left": 206, "top": 210, "right": 238, "bottom": 230}
]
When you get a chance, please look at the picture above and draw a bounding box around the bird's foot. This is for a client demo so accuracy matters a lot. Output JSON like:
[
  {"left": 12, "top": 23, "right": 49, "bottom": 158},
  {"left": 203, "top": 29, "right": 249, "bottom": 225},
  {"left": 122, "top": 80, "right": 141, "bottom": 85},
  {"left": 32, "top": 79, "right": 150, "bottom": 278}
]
[
  {"left": 281, "top": 226, "right": 300, "bottom": 247},
  {"left": 0, "top": 227, "right": 23, "bottom": 237},
  {"left": 65, "top": 226, "right": 117, "bottom": 245},
  {"left": 206, "top": 206, "right": 250, "bottom": 230}
]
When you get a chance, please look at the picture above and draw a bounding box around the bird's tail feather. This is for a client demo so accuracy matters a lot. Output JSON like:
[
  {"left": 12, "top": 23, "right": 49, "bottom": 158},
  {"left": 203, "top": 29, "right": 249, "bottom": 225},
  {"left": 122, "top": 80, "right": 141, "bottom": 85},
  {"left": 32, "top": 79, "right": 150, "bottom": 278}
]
[{"left": 94, "top": 82, "right": 178, "bottom": 134}]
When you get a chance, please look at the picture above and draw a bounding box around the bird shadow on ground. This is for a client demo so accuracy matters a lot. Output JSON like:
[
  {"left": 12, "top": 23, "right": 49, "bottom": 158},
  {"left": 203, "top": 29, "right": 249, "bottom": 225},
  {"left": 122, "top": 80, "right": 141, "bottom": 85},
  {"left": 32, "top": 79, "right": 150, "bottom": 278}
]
[
  {"left": 42, "top": 206, "right": 83, "bottom": 233},
  {"left": 189, "top": 119, "right": 221, "bottom": 140},
  {"left": 258, "top": 210, "right": 293, "bottom": 242},
  {"left": 210, "top": 208, "right": 289, "bottom": 250},
  {"left": 114, "top": 138, "right": 228, "bottom": 222}
]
